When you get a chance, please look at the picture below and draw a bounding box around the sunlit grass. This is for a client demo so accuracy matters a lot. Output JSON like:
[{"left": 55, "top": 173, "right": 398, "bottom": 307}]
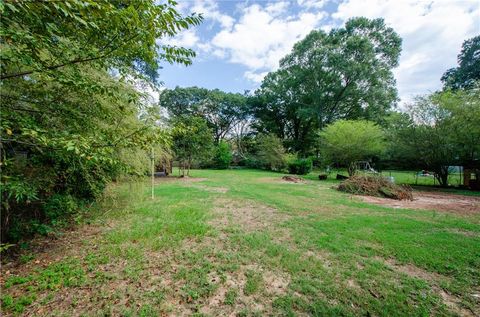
[{"left": 2, "top": 168, "right": 478, "bottom": 316}]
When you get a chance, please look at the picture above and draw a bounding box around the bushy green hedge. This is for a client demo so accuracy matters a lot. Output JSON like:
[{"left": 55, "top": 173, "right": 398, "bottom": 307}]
[
  {"left": 43, "top": 194, "right": 79, "bottom": 220},
  {"left": 288, "top": 158, "right": 313, "bottom": 175}
]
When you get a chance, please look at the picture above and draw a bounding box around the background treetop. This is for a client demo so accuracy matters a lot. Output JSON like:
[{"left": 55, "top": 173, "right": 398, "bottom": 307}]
[
  {"left": 441, "top": 36, "right": 480, "bottom": 90},
  {"left": 159, "top": 86, "right": 248, "bottom": 143}
]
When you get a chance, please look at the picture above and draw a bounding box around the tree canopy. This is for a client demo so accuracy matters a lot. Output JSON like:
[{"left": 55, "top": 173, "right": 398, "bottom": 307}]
[
  {"left": 389, "top": 87, "right": 480, "bottom": 186},
  {"left": 171, "top": 116, "right": 213, "bottom": 176},
  {"left": 159, "top": 87, "right": 248, "bottom": 144},
  {"left": 1, "top": 0, "right": 202, "bottom": 81},
  {"left": 320, "top": 120, "right": 386, "bottom": 176},
  {"left": 441, "top": 36, "right": 480, "bottom": 90},
  {"left": 251, "top": 17, "right": 401, "bottom": 155}
]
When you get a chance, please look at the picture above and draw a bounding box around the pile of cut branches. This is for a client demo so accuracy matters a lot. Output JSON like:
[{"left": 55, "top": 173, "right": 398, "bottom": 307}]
[{"left": 337, "top": 175, "right": 413, "bottom": 200}]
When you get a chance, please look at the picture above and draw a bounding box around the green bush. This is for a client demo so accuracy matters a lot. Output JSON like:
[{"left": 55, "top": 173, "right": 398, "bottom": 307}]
[
  {"left": 4, "top": 194, "right": 81, "bottom": 242},
  {"left": 43, "top": 194, "right": 79, "bottom": 220},
  {"left": 243, "top": 157, "right": 261, "bottom": 169},
  {"left": 254, "top": 134, "right": 287, "bottom": 171},
  {"left": 288, "top": 158, "right": 313, "bottom": 175},
  {"left": 213, "top": 141, "right": 232, "bottom": 169}
]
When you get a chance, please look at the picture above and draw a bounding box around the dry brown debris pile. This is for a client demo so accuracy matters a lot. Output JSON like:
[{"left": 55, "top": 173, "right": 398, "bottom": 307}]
[{"left": 337, "top": 175, "right": 413, "bottom": 200}]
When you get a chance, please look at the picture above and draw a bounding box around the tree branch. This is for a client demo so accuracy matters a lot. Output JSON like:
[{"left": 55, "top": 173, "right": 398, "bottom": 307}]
[{"left": 1, "top": 34, "right": 139, "bottom": 80}]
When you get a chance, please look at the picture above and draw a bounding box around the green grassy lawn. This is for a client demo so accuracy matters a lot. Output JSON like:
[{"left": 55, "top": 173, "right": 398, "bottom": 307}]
[{"left": 1, "top": 169, "right": 479, "bottom": 316}]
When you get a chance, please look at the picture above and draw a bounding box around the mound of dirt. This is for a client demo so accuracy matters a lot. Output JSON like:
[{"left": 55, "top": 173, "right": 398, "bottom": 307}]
[
  {"left": 282, "top": 175, "right": 305, "bottom": 183},
  {"left": 338, "top": 175, "right": 413, "bottom": 200}
]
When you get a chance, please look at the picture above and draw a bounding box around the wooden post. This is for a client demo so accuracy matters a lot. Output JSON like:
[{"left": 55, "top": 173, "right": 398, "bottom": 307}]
[{"left": 151, "top": 147, "right": 154, "bottom": 200}]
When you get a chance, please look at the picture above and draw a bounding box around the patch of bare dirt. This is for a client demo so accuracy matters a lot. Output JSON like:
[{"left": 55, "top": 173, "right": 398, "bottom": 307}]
[
  {"left": 0, "top": 223, "right": 123, "bottom": 316},
  {"left": 155, "top": 176, "right": 229, "bottom": 194},
  {"left": 346, "top": 278, "right": 362, "bottom": 291},
  {"left": 282, "top": 175, "right": 306, "bottom": 183},
  {"left": 383, "top": 258, "right": 447, "bottom": 283},
  {"left": 155, "top": 176, "right": 207, "bottom": 183},
  {"left": 258, "top": 176, "right": 309, "bottom": 185},
  {"left": 187, "top": 184, "right": 229, "bottom": 193},
  {"left": 444, "top": 228, "right": 480, "bottom": 237},
  {"left": 302, "top": 249, "right": 334, "bottom": 270},
  {"left": 303, "top": 249, "right": 329, "bottom": 261},
  {"left": 141, "top": 236, "right": 292, "bottom": 316},
  {"left": 359, "top": 190, "right": 480, "bottom": 215},
  {"left": 198, "top": 264, "right": 291, "bottom": 316},
  {"left": 210, "top": 198, "right": 291, "bottom": 233},
  {"left": 1, "top": 224, "right": 104, "bottom": 277}
]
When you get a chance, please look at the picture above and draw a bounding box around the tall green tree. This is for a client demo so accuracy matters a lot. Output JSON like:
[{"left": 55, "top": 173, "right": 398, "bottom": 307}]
[
  {"left": 392, "top": 96, "right": 455, "bottom": 187},
  {"left": 250, "top": 134, "right": 288, "bottom": 171},
  {"left": 441, "top": 36, "right": 480, "bottom": 90},
  {"left": 213, "top": 141, "right": 233, "bottom": 169},
  {"left": 320, "top": 120, "right": 386, "bottom": 176},
  {"left": 390, "top": 88, "right": 480, "bottom": 187},
  {"left": 171, "top": 116, "right": 213, "bottom": 176},
  {"left": 252, "top": 17, "right": 401, "bottom": 155},
  {"left": 437, "top": 87, "right": 480, "bottom": 167},
  {"left": 160, "top": 87, "right": 248, "bottom": 144}
]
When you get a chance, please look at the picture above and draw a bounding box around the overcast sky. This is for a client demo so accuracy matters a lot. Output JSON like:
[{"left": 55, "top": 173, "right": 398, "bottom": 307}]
[{"left": 158, "top": 0, "right": 479, "bottom": 105}]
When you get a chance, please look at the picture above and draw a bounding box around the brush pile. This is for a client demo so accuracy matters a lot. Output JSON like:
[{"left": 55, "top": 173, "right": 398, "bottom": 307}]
[{"left": 337, "top": 175, "right": 413, "bottom": 200}]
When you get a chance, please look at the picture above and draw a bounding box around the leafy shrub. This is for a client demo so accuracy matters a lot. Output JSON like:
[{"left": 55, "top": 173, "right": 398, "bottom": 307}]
[
  {"left": 213, "top": 141, "right": 232, "bottom": 169},
  {"left": 43, "top": 194, "right": 79, "bottom": 220},
  {"left": 241, "top": 157, "right": 257, "bottom": 168},
  {"left": 320, "top": 120, "right": 386, "bottom": 176},
  {"left": 288, "top": 158, "right": 313, "bottom": 175},
  {"left": 252, "top": 134, "right": 287, "bottom": 171},
  {"left": 337, "top": 175, "right": 413, "bottom": 200},
  {"left": 171, "top": 116, "right": 214, "bottom": 175},
  {"left": 4, "top": 194, "right": 80, "bottom": 242}
]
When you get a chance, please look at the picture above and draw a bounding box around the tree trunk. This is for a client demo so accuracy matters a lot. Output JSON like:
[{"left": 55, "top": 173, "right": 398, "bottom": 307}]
[
  {"left": 348, "top": 162, "right": 357, "bottom": 176},
  {"left": 435, "top": 166, "right": 449, "bottom": 187}
]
